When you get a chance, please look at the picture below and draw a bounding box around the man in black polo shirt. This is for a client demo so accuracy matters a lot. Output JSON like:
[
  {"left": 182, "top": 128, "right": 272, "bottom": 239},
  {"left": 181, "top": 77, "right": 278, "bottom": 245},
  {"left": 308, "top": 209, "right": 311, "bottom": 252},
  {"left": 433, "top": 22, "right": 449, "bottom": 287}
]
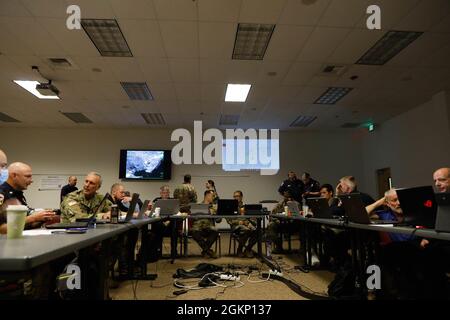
[
  {"left": 278, "top": 171, "right": 305, "bottom": 203},
  {"left": 60, "top": 176, "right": 78, "bottom": 203},
  {"left": 301, "top": 172, "right": 321, "bottom": 199},
  {"left": 0, "top": 162, "right": 57, "bottom": 299},
  {"left": 0, "top": 162, "right": 55, "bottom": 234}
]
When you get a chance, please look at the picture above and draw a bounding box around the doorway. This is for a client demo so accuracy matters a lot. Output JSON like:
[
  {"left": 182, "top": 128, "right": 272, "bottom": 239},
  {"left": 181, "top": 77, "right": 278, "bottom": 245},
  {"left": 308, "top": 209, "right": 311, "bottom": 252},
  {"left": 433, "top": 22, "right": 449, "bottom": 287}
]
[{"left": 376, "top": 168, "right": 392, "bottom": 198}]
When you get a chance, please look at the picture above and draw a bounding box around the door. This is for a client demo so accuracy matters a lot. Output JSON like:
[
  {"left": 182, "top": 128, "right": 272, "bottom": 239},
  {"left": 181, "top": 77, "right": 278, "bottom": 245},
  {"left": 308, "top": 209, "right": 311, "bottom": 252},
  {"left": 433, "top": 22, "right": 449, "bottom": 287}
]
[{"left": 376, "top": 168, "right": 392, "bottom": 198}]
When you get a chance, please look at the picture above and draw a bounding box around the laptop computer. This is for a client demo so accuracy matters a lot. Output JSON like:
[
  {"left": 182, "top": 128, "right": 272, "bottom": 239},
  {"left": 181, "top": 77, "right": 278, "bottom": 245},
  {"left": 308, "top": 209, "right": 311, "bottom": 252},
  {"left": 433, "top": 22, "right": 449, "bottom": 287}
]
[
  {"left": 118, "top": 193, "right": 140, "bottom": 223},
  {"left": 339, "top": 193, "right": 397, "bottom": 224},
  {"left": 244, "top": 204, "right": 263, "bottom": 215},
  {"left": 396, "top": 186, "right": 437, "bottom": 229},
  {"left": 306, "top": 197, "right": 336, "bottom": 219},
  {"left": 137, "top": 200, "right": 150, "bottom": 219},
  {"left": 46, "top": 221, "right": 90, "bottom": 229},
  {"left": 189, "top": 203, "right": 210, "bottom": 215},
  {"left": 152, "top": 199, "right": 180, "bottom": 216},
  {"left": 434, "top": 193, "right": 450, "bottom": 232},
  {"left": 217, "top": 199, "right": 239, "bottom": 216}
]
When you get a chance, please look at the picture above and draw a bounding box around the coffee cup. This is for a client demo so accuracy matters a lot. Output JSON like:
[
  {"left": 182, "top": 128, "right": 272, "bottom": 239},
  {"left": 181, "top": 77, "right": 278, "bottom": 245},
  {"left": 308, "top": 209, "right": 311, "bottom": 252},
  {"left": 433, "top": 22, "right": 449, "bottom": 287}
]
[{"left": 6, "top": 205, "right": 28, "bottom": 239}]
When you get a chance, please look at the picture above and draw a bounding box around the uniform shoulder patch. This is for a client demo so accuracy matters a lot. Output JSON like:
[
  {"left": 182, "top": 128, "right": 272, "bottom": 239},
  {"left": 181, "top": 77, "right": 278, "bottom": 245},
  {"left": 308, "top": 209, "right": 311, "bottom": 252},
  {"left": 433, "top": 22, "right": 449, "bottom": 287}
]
[
  {"left": 68, "top": 200, "right": 77, "bottom": 206},
  {"left": 0, "top": 194, "right": 4, "bottom": 206}
]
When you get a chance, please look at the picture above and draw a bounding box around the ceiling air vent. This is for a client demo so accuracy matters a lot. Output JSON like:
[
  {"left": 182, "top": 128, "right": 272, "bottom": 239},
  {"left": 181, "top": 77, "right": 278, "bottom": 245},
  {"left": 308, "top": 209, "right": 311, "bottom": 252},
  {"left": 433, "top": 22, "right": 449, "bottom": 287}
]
[
  {"left": 121, "top": 82, "right": 154, "bottom": 101},
  {"left": 141, "top": 113, "right": 166, "bottom": 125},
  {"left": 47, "top": 57, "right": 78, "bottom": 70},
  {"left": 0, "top": 112, "right": 20, "bottom": 123},
  {"left": 61, "top": 112, "right": 93, "bottom": 123},
  {"left": 290, "top": 115, "right": 317, "bottom": 127},
  {"left": 314, "top": 87, "right": 353, "bottom": 105},
  {"left": 219, "top": 114, "right": 240, "bottom": 126},
  {"left": 320, "top": 65, "right": 347, "bottom": 76}
]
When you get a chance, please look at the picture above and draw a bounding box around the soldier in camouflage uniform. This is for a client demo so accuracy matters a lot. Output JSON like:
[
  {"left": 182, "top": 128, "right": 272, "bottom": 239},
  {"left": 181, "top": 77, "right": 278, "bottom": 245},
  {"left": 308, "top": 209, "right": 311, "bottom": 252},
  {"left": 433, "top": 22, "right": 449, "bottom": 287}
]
[
  {"left": 60, "top": 172, "right": 112, "bottom": 222},
  {"left": 205, "top": 179, "right": 219, "bottom": 204},
  {"left": 173, "top": 174, "right": 197, "bottom": 212},
  {"left": 266, "top": 191, "right": 299, "bottom": 254},
  {"left": 191, "top": 190, "right": 219, "bottom": 259},
  {"left": 226, "top": 190, "right": 257, "bottom": 258}
]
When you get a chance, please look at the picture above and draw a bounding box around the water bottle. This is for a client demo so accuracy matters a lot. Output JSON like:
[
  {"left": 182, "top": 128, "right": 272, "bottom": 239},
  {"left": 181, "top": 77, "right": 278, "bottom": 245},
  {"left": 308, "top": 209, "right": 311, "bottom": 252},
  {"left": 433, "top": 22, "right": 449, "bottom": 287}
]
[
  {"left": 110, "top": 204, "right": 119, "bottom": 224},
  {"left": 302, "top": 204, "right": 309, "bottom": 217}
]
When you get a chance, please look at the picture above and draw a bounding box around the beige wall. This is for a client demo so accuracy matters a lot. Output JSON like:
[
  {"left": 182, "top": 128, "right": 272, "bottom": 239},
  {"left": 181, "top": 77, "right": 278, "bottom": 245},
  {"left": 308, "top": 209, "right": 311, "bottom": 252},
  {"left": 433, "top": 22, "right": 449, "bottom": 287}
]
[
  {"left": 361, "top": 90, "right": 450, "bottom": 197},
  {"left": 0, "top": 128, "right": 365, "bottom": 208}
]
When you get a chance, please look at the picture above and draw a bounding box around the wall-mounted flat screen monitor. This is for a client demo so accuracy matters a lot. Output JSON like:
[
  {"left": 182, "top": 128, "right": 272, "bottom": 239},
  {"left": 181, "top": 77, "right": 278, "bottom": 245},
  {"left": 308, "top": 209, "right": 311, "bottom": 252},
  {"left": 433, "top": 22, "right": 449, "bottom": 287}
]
[{"left": 119, "top": 150, "right": 171, "bottom": 180}]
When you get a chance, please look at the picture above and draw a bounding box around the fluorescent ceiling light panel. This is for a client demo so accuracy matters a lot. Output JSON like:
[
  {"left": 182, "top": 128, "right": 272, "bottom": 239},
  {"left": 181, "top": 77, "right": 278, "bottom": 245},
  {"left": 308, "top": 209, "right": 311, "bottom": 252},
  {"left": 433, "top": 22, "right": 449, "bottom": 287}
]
[
  {"left": 232, "top": 23, "right": 275, "bottom": 60},
  {"left": 81, "top": 19, "right": 132, "bottom": 57},
  {"left": 356, "top": 30, "right": 423, "bottom": 65},
  {"left": 225, "top": 84, "right": 251, "bottom": 102},
  {"left": 13, "top": 80, "right": 60, "bottom": 100}
]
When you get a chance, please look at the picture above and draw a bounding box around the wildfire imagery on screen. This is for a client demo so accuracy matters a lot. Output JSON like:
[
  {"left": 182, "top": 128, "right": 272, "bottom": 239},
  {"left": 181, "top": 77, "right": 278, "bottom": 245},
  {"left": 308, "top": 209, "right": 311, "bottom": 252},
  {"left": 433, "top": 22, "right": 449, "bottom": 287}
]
[{"left": 119, "top": 150, "right": 171, "bottom": 180}]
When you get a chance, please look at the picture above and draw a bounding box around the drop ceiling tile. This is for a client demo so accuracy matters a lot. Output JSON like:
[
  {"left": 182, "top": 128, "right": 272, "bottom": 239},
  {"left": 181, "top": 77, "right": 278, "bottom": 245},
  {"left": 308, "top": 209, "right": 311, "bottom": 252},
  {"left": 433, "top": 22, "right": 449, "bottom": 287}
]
[
  {"left": 198, "top": 0, "right": 242, "bottom": 22},
  {"left": 278, "top": 0, "right": 331, "bottom": 26},
  {"left": 239, "top": 0, "right": 287, "bottom": 24},
  {"left": 265, "top": 25, "right": 314, "bottom": 61}
]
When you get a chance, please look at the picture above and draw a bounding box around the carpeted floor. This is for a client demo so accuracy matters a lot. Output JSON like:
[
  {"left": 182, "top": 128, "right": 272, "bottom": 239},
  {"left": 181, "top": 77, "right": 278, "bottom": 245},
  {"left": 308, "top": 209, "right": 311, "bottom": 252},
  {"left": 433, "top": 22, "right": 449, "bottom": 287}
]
[{"left": 110, "top": 234, "right": 334, "bottom": 300}]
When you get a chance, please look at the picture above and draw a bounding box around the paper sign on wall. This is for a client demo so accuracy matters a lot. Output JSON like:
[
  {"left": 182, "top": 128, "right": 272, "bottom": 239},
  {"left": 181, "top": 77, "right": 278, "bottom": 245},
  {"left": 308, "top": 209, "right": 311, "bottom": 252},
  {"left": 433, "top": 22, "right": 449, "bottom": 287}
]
[{"left": 39, "top": 176, "right": 67, "bottom": 190}]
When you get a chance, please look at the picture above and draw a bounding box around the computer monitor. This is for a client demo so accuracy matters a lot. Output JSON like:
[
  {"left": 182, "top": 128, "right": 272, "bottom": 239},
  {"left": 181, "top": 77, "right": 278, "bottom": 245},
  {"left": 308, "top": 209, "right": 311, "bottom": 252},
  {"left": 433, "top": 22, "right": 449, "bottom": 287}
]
[
  {"left": 189, "top": 203, "right": 210, "bottom": 215},
  {"left": 217, "top": 199, "right": 239, "bottom": 215},
  {"left": 306, "top": 197, "right": 334, "bottom": 219},
  {"left": 244, "top": 204, "right": 263, "bottom": 215},
  {"left": 396, "top": 186, "right": 437, "bottom": 228},
  {"left": 152, "top": 199, "right": 180, "bottom": 216}
]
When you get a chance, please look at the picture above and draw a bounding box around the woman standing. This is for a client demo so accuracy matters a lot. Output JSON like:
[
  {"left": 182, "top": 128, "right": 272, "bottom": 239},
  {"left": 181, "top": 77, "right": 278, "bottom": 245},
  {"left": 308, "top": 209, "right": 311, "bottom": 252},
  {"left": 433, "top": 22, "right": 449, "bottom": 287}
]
[{"left": 205, "top": 180, "right": 219, "bottom": 204}]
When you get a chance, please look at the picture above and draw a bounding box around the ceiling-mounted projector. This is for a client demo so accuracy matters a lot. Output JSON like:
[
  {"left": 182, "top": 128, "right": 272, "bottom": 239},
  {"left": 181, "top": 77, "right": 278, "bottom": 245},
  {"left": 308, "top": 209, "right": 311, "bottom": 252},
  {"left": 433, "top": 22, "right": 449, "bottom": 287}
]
[
  {"left": 36, "top": 82, "right": 60, "bottom": 97},
  {"left": 31, "top": 65, "right": 60, "bottom": 97}
]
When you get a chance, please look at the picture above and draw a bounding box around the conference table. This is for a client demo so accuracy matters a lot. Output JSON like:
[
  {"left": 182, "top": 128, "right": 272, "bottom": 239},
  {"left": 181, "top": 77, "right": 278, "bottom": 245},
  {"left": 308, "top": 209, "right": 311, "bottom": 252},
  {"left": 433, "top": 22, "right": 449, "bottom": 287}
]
[
  {"left": 0, "top": 217, "right": 161, "bottom": 299},
  {"left": 274, "top": 213, "right": 450, "bottom": 293}
]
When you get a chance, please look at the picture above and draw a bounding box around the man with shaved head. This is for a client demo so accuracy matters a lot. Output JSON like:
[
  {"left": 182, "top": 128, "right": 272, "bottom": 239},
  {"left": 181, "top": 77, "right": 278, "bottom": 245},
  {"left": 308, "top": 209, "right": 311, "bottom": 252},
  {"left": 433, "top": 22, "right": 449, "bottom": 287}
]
[
  {"left": 433, "top": 167, "right": 450, "bottom": 193},
  {"left": 60, "top": 172, "right": 112, "bottom": 223},
  {"left": 0, "top": 162, "right": 55, "bottom": 234},
  {"left": 60, "top": 175, "right": 78, "bottom": 203}
]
